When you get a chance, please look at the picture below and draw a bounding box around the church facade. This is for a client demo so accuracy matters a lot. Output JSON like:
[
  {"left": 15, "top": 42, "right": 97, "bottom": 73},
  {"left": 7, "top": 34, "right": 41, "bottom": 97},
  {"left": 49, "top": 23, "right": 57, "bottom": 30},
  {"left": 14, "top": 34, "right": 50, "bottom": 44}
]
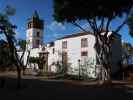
[{"left": 21, "top": 11, "right": 122, "bottom": 78}]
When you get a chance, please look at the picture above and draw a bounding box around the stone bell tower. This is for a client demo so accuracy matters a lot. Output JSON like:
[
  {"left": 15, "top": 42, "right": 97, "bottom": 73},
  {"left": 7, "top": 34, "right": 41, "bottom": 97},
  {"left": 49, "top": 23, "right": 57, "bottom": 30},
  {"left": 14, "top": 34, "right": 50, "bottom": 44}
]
[{"left": 26, "top": 10, "right": 44, "bottom": 49}]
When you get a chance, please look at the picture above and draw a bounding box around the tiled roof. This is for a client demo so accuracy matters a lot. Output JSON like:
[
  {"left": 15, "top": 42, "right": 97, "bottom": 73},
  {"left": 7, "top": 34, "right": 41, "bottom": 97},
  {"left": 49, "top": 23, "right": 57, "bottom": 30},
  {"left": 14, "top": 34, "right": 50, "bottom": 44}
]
[
  {"left": 57, "top": 30, "right": 121, "bottom": 40},
  {"left": 57, "top": 32, "right": 91, "bottom": 40}
]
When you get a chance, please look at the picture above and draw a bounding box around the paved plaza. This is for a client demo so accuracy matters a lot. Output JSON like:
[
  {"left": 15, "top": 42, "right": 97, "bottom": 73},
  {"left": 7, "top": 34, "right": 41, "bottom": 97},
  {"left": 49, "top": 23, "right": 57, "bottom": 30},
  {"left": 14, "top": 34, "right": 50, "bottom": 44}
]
[{"left": 0, "top": 73, "right": 133, "bottom": 100}]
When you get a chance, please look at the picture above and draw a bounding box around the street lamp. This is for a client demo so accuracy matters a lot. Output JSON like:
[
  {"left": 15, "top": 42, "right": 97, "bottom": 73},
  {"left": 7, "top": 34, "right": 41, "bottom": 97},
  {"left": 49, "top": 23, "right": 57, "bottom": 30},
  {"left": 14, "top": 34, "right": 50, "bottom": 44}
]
[{"left": 78, "top": 59, "right": 81, "bottom": 80}]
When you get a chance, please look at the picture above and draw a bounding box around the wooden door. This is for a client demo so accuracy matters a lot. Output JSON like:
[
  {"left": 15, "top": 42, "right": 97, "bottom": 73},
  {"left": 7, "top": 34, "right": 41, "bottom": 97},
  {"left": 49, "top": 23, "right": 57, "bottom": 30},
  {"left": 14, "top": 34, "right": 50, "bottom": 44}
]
[{"left": 62, "top": 52, "right": 68, "bottom": 72}]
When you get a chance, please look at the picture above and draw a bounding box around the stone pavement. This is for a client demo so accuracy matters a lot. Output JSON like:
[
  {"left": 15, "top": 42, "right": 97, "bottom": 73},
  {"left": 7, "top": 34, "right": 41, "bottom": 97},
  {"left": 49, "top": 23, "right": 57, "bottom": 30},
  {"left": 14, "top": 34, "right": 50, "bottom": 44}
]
[
  {"left": 0, "top": 76, "right": 133, "bottom": 100},
  {"left": 0, "top": 72, "right": 133, "bottom": 100},
  {"left": 1, "top": 71, "right": 133, "bottom": 86}
]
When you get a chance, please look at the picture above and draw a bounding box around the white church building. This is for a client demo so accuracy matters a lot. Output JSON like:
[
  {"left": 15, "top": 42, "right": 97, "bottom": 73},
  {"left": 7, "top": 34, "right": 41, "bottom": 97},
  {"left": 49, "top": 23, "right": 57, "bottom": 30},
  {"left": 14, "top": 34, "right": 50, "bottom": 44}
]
[{"left": 21, "top": 11, "right": 122, "bottom": 78}]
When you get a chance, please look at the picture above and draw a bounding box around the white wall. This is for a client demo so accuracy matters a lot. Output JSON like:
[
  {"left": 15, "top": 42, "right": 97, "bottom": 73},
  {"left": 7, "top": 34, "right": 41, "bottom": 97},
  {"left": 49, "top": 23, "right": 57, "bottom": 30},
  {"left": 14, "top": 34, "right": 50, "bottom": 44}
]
[
  {"left": 21, "top": 31, "right": 121, "bottom": 79},
  {"left": 47, "top": 34, "right": 97, "bottom": 78},
  {"left": 47, "top": 33, "right": 121, "bottom": 78},
  {"left": 22, "top": 48, "right": 42, "bottom": 69},
  {"left": 26, "top": 28, "right": 43, "bottom": 49}
]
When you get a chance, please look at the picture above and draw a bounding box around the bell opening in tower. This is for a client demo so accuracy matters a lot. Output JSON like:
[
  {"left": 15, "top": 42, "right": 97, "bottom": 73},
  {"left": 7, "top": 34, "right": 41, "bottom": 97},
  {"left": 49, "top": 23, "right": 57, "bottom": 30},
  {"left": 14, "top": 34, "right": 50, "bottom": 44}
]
[{"left": 26, "top": 10, "right": 44, "bottom": 49}]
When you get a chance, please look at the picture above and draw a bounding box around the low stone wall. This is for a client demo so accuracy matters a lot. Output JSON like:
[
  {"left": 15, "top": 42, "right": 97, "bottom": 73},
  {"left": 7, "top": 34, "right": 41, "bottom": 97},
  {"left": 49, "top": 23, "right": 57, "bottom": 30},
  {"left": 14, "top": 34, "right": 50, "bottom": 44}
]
[
  {"left": 23, "top": 68, "right": 34, "bottom": 75},
  {"left": 0, "top": 68, "right": 35, "bottom": 76}
]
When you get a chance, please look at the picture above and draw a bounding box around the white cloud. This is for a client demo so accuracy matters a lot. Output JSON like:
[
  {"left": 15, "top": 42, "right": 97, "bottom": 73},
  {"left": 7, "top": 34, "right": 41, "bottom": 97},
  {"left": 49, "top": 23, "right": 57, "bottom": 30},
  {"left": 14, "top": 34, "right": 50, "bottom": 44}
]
[
  {"left": 44, "top": 32, "right": 62, "bottom": 40},
  {"left": 47, "top": 21, "right": 66, "bottom": 31},
  {"left": 20, "top": 27, "right": 25, "bottom": 31},
  {"left": 52, "top": 33, "right": 62, "bottom": 38}
]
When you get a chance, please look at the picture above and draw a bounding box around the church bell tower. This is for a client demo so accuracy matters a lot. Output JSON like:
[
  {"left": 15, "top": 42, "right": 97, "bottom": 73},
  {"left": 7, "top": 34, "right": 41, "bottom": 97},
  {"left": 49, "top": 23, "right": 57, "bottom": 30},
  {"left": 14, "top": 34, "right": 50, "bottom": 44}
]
[{"left": 26, "top": 11, "right": 44, "bottom": 49}]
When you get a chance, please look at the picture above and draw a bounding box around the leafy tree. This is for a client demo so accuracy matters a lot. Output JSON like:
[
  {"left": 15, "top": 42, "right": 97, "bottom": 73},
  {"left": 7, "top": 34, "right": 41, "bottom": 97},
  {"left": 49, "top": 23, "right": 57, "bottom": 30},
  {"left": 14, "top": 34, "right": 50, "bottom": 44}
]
[
  {"left": 0, "top": 5, "right": 23, "bottom": 88},
  {"left": 122, "top": 42, "right": 133, "bottom": 54},
  {"left": 29, "top": 55, "right": 47, "bottom": 75},
  {"left": 122, "top": 42, "right": 133, "bottom": 64},
  {"left": 127, "top": 11, "right": 133, "bottom": 37},
  {"left": 17, "top": 39, "right": 31, "bottom": 74},
  {"left": 17, "top": 39, "right": 27, "bottom": 61},
  {"left": 53, "top": 0, "right": 133, "bottom": 83},
  {"left": 29, "top": 57, "right": 40, "bottom": 73},
  {"left": 0, "top": 39, "right": 13, "bottom": 70}
]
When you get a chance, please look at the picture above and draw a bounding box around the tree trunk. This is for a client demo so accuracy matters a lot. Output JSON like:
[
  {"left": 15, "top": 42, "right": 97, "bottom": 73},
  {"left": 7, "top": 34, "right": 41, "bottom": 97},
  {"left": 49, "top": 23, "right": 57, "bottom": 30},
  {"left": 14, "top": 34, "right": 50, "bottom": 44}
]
[
  {"left": 23, "top": 50, "right": 30, "bottom": 75},
  {"left": 20, "top": 49, "right": 26, "bottom": 62},
  {"left": 16, "top": 65, "right": 21, "bottom": 89},
  {"left": 4, "top": 32, "right": 22, "bottom": 89},
  {"left": 95, "top": 35, "right": 112, "bottom": 85},
  {"left": 20, "top": 50, "right": 25, "bottom": 75},
  {"left": 14, "top": 49, "right": 23, "bottom": 89}
]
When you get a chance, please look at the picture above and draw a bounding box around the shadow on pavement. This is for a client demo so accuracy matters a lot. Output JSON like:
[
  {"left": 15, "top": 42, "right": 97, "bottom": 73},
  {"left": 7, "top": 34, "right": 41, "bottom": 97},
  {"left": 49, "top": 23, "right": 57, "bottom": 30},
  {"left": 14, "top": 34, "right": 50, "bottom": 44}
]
[{"left": 0, "top": 76, "right": 133, "bottom": 100}]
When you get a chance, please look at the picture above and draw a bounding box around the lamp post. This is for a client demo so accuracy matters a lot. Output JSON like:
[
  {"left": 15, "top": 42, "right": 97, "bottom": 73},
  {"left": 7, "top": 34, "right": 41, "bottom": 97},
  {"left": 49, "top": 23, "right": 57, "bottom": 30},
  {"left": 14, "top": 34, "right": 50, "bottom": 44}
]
[{"left": 78, "top": 59, "right": 81, "bottom": 80}]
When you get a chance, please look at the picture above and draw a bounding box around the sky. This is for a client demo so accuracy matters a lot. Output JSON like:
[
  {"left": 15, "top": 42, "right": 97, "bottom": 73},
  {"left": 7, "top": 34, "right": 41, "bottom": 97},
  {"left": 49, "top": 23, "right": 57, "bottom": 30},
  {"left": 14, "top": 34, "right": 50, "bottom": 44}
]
[{"left": 0, "top": 0, "right": 132, "bottom": 44}]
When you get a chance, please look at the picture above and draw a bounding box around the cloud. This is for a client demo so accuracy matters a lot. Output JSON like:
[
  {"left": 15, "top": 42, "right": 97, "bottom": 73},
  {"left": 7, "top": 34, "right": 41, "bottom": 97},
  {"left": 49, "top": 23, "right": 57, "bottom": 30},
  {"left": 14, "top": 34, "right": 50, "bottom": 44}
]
[
  {"left": 47, "top": 21, "right": 66, "bottom": 31},
  {"left": 44, "top": 32, "right": 63, "bottom": 43},
  {"left": 47, "top": 32, "right": 62, "bottom": 39},
  {"left": 20, "top": 27, "right": 25, "bottom": 31},
  {"left": 53, "top": 32, "right": 62, "bottom": 38},
  {"left": 15, "top": 26, "right": 25, "bottom": 34},
  {"left": 15, "top": 26, "right": 26, "bottom": 40}
]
